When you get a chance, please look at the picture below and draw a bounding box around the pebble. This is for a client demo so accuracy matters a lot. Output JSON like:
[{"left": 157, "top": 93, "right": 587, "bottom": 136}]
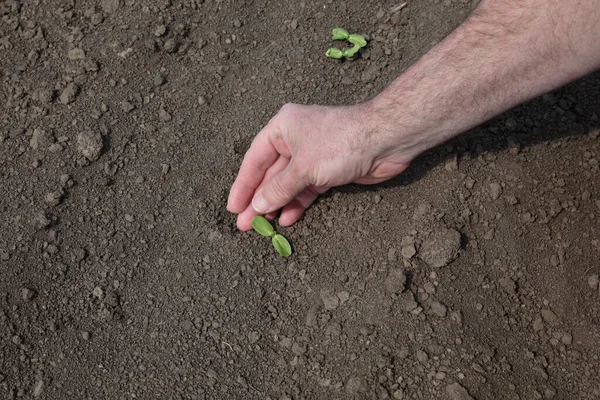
[
  {"left": 163, "top": 38, "right": 179, "bottom": 53},
  {"left": 77, "top": 131, "right": 103, "bottom": 161},
  {"left": 384, "top": 269, "right": 406, "bottom": 294},
  {"left": 33, "top": 380, "right": 44, "bottom": 397},
  {"left": 446, "top": 383, "right": 474, "bottom": 400},
  {"left": 401, "top": 244, "right": 416, "bottom": 259},
  {"left": 68, "top": 48, "right": 86, "bottom": 60},
  {"left": 541, "top": 309, "right": 558, "bottom": 325},
  {"left": 154, "top": 25, "right": 167, "bottom": 37},
  {"left": 345, "top": 376, "right": 362, "bottom": 394},
  {"left": 430, "top": 301, "right": 447, "bottom": 317},
  {"left": 21, "top": 287, "right": 35, "bottom": 300},
  {"left": 198, "top": 95, "right": 207, "bottom": 105},
  {"left": 30, "top": 128, "right": 54, "bottom": 150},
  {"left": 419, "top": 228, "right": 461, "bottom": 268},
  {"left": 159, "top": 107, "right": 172, "bottom": 122},
  {"left": 121, "top": 101, "right": 135, "bottom": 113},
  {"left": 59, "top": 83, "right": 79, "bottom": 104},
  {"left": 154, "top": 74, "right": 166, "bottom": 86},
  {"left": 416, "top": 350, "right": 428, "bottom": 363},
  {"left": 45, "top": 190, "right": 64, "bottom": 206},
  {"left": 489, "top": 182, "right": 503, "bottom": 200},
  {"left": 588, "top": 274, "right": 599, "bottom": 290},
  {"left": 81, "top": 331, "right": 91, "bottom": 340},
  {"left": 100, "top": 0, "right": 121, "bottom": 13},
  {"left": 320, "top": 289, "right": 339, "bottom": 310}
]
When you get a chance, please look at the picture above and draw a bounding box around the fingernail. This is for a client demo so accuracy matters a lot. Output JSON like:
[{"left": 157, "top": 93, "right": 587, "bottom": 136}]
[{"left": 252, "top": 193, "right": 270, "bottom": 213}]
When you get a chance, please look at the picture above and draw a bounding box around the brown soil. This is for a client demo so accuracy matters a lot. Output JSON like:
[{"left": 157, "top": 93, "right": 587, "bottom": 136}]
[{"left": 1, "top": 0, "right": 600, "bottom": 399}]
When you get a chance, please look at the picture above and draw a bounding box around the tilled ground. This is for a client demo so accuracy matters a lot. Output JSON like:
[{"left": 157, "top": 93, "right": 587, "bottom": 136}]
[{"left": 1, "top": 0, "right": 600, "bottom": 399}]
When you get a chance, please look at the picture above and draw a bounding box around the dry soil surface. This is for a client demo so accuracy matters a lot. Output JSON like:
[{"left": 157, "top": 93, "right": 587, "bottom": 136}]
[{"left": 1, "top": 0, "right": 600, "bottom": 399}]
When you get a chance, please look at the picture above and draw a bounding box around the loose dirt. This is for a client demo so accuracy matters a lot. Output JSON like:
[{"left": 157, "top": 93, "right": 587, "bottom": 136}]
[{"left": 1, "top": 0, "right": 599, "bottom": 399}]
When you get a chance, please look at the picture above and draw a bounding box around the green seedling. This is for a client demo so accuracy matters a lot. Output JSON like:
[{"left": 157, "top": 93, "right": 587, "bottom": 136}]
[
  {"left": 272, "top": 234, "right": 292, "bottom": 257},
  {"left": 252, "top": 216, "right": 275, "bottom": 237},
  {"left": 342, "top": 44, "right": 361, "bottom": 58},
  {"left": 331, "top": 28, "right": 350, "bottom": 40},
  {"left": 325, "top": 48, "right": 344, "bottom": 59},
  {"left": 348, "top": 34, "right": 367, "bottom": 48},
  {"left": 252, "top": 216, "right": 292, "bottom": 257},
  {"left": 326, "top": 28, "right": 368, "bottom": 60}
]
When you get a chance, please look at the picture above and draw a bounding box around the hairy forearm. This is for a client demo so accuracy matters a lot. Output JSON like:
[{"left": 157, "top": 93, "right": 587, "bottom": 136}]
[{"left": 368, "top": 0, "right": 600, "bottom": 161}]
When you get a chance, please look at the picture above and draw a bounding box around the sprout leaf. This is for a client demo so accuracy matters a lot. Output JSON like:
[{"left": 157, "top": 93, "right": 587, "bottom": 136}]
[
  {"left": 252, "top": 216, "right": 275, "bottom": 237},
  {"left": 272, "top": 234, "right": 292, "bottom": 257}
]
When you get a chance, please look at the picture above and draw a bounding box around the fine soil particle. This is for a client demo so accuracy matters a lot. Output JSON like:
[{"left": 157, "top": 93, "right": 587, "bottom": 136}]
[{"left": 1, "top": 1, "right": 599, "bottom": 399}]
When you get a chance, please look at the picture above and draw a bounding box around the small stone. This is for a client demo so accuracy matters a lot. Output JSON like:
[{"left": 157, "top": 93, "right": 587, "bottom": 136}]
[
  {"left": 159, "top": 107, "right": 172, "bottom": 122},
  {"left": 93, "top": 286, "right": 104, "bottom": 299},
  {"left": 100, "top": 0, "right": 121, "bottom": 13},
  {"left": 544, "top": 387, "right": 557, "bottom": 399},
  {"left": 163, "top": 38, "right": 179, "bottom": 53},
  {"left": 121, "top": 101, "right": 135, "bottom": 113},
  {"left": 561, "top": 332, "right": 572, "bottom": 345},
  {"left": 33, "top": 380, "right": 44, "bottom": 397},
  {"left": 154, "top": 25, "right": 167, "bottom": 37},
  {"left": 430, "top": 301, "right": 447, "bottom": 317},
  {"left": 505, "top": 195, "right": 519, "bottom": 205},
  {"left": 384, "top": 269, "right": 406, "bottom": 294},
  {"left": 154, "top": 74, "right": 166, "bottom": 86},
  {"left": 419, "top": 228, "right": 461, "bottom": 268},
  {"left": 82, "top": 331, "right": 91, "bottom": 340},
  {"left": 68, "top": 48, "right": 86, "bottom": 60},
  {"left": 45, "top": 190, "right": 65, "bottom": 206},
  {"left": 21, "top": 288, "right": 35, "bottom": 300},
  {"left": 398, "top": 291, "right": 418, "bottom": 312},
  {"left": 532, "top": 316, "right": 544, "bottom": 331},
  {"left": 345, "top": 376, "right": 363, "bottom": 394},
  {"left": 489, "top": 182, "right": 502, "bottom": 200},
  {"left": 446, "top": 383, "right": 474, "bottom": 400},
  {"left": 401, "top": 244, "right": 416, "bottom": 259},
  {"left": 541, "top": 309, "right": 558, "bottom": 325},
  {"left": 198, "top": 95, "right": 207, "bottom": 105},
  {"left": 588, "top": 274, "right": 599, "bottom": 290},
  {"left": 59, "top": 83, "right": 79, "bottom": 104},
  {"left": 444, "top": 155, "right": 458, "bottom": 171},
  {"left": 320, "top": 289, "right": 339, "bottom": 310},
  {"left": 416, "top": 350, "right": 428, "bottom": 363},
  {"left": 581, "top": 191, "right": 591, "bottom": 201},
  {"left": 498, "top": 277, "right": 517, "bottom": 295},
  {"left": 30, "top": 128, "right": 54, "bottom": 150},
  {"left": 77, "top": 131, "right": 103, "bottom": 161}
]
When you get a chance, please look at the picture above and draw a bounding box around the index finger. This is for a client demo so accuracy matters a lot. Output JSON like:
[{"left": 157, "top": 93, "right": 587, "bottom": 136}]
[{"left": 227, "top": 124, "right": 281, "bottom": 214}]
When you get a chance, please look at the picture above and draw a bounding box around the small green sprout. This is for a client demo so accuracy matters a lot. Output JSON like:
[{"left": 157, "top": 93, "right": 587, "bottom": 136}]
[
  {"left": 272, "top": 234, "right": 292, "bottom": 257},
  {"left": 252, "top": 216, "right": 293, "bottom": 257},
  {"left": 326, "top": 28, "right": 368, "bottom": 60},
  {"left": 342, "top": 44, "right": 361, "bottom": 58},
  {"left": 331, "top": 28, "right": 350, "bottom": 40},
  {"left": 348, "top": 34, "right": 367, "bottom": 48},
  {"left": 325, "top": 48, "right": 344, "bottom": 59}
]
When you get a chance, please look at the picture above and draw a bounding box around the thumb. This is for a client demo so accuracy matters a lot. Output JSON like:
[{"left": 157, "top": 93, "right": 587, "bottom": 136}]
[{"left": 252, "top": 162, "right": 307, "bottom": 214}]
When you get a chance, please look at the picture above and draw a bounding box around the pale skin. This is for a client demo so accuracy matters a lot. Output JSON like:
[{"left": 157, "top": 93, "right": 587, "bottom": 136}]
[{"left": 228, "top": 0, "right": 600, "bottom": 231}]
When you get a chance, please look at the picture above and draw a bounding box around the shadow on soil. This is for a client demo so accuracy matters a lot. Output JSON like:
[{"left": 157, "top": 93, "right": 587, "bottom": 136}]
[{"left": 336, "top": 70, "right": 600, "bottom": 197}]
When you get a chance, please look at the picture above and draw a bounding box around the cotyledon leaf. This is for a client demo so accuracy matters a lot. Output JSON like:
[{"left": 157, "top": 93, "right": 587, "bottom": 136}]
[
  {"left": 272, "top": 234, "right": 292, "bottom": 257},
  {"left": 325, "top": 48, "right": 344, "bottom": 59},
  {"left": 348, "top": 34, "right": 367, "bottom": 48},
  {"left": 342, "top": 44, "right": 361, "bottom": 58},
  {"left": 252, "top": 216, "right": 275, "bottom": 237},
  {"left": 331, "top": 28, "right": 350, "bottom": 41}
]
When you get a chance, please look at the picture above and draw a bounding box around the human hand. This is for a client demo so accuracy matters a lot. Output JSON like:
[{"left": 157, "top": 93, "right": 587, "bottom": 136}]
[{"left": 227, "top": 102, "right": 412, "bottom": 231}]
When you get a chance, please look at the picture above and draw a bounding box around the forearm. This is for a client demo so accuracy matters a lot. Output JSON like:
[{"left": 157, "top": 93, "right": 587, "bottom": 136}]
[{"left": 367, "top": 0, "right": 600, "bottom": 161}]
